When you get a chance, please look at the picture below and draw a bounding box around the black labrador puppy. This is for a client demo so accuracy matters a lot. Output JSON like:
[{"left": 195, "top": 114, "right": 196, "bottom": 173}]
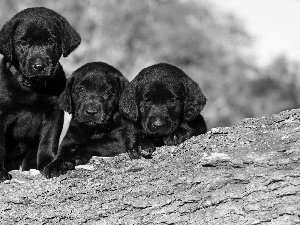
[
  {"left": 120, "top": 63, "right": 207, "bottom": 158},
  {"left": 0, "top": 7, "right": 81, "bottom": 182},
  {"left": 44, "top": 62, "right": 129, "bottom": 178}
]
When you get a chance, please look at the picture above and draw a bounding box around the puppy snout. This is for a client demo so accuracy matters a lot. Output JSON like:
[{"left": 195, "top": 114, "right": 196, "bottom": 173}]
[
  {"left": 151, "top": 116, "right": 166, "bottom": 128},
  {"left": 85, "top": 107, "right": 98, "bottom": 115},
  {"left": 33, "top": 63, "right": 45, "bottom": 72},
  {"left": 31, "top": 57, "right": 47, "bottom": 72}
]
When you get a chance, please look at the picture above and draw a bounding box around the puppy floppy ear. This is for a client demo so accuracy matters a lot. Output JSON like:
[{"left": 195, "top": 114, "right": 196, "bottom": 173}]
[
  {"left": 0, "top": 19, "right": 18, "bottom": 62},
  {"left": 116, "top": 76, "right": 129, "bottom": 99},
  {"left": 119, "top": 81, "right": 139, "bottom": 122},
  {"left": 58, "top": 17, "right": 81, "bottom": 57},
  {"left": 183, "top": 76, "right": 206, "bottom": 121},
  {"left": 59, "top": 76, "right": 75, "bottom": 114}
]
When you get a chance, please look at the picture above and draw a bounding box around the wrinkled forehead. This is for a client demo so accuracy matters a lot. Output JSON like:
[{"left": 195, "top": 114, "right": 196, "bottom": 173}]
[
  {"left": 14, "top": 20, "right": 59, "bottom": 40},
  {"left": 141, "top": 80, "right": 182, "bottom": 101},
  {"left": 75, "top": 71, "right": 116, "bottom": 90}
]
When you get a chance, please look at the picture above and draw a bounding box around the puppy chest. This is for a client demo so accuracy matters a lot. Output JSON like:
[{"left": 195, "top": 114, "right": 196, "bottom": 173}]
[{"left": 11, "top": 111, "right": 43, "bottom": 140}]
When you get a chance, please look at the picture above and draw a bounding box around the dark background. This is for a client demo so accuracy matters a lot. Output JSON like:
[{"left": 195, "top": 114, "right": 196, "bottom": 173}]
[{"left": 1, "top": 0, "right": 299, "bottom": 129}]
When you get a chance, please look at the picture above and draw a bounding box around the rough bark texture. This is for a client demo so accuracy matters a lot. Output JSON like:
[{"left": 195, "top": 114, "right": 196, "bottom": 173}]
[{"left": 1, "top": 109, "right": 300, "bottom": 225}]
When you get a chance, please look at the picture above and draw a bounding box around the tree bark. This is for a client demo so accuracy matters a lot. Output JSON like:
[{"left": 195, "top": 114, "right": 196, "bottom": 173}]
[{"left": 1, "top": 109, "right": 300, "bottom": 225}]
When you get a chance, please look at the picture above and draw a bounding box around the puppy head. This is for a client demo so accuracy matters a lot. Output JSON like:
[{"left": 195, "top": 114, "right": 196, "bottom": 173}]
[
  {"left": 120, "top": 63, "right": 206, "bottom": 135},
  {"left": 139, "top": 81, "right": 183, "bottom": 135},
  {"left": 59, "top": 62, "right": 128, "bottom": 128},
  {"left": 0, "top": 7, "right": 81, "bottom": 81}
]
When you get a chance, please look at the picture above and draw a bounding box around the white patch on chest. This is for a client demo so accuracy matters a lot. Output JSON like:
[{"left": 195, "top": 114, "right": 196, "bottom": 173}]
[{"left": 59, "top": 111, "right": 72, "bottom": 146}]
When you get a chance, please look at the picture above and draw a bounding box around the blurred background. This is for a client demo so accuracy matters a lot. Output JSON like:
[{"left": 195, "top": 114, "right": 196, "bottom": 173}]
[{"left": 1, "top": 0, "right": 300, "bottom": 129}]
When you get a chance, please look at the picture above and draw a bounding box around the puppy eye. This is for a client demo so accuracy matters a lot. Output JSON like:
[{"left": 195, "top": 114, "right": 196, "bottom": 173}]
[
  {"left": 104, "top": 89, "right": 113, "bottom": 96},
  {"left": 143, "top": 99, "right": 152, "bottom": 105},
  {"left": 16, "top": 40, "right": 29, "bottom": 52},
  {"left": 78, "top": 86, "right": 85, "bottom": 92},
  {"left": 47, "top": 38, "right": 55, "bottom": 45},
  {"left": 169, "top": 97, "right": 177, "bottom": 102},
  {"left": 17, "top": 40, "right": 29, "bottom": 47}
]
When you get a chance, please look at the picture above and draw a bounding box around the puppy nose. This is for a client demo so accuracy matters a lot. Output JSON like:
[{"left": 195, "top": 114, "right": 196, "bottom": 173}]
[
  {"left": 32, "top": 58, "right": 45, "bottom": 72},
  {"left": 152, "top": 117, "right": 166, "bottom": 128},
  {"left": 85, "top": 108, "right": 98, "bottom": 115},
  {"left": 33, "top": 63, "right": 45, "bottom": 71}
]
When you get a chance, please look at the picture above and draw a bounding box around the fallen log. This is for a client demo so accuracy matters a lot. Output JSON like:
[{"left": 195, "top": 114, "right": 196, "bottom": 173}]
[{"left": 1, "top": 109, "right": 300, "bottom": 224}]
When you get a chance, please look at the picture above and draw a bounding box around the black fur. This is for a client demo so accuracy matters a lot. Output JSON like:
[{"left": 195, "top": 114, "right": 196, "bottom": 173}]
[
  {"left": 44, "top": 62, "right": 129, "bottom": 178},
  {"left": 120, "top": 63, "right": 207, "bottom": 158},
  {"left": 0, "top": 7, "right": 81, "bottom": 182}
]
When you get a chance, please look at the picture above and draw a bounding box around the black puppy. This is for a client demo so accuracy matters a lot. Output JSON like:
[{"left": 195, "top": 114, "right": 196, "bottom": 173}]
[
  {"left": 0, "top": 7, "right": 81, "bottom": 182},
  {"left": 120, "top": 63, "right": 207, "bottom": 158},
  {"left": 44, "top": 62, "right": 129, "bottom": 178}
]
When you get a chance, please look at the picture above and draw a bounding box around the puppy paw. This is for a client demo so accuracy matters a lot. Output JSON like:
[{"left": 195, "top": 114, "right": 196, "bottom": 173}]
[
  {"left": 127, "top": 148, "right": 142, "bottom": 159},
  {"left": 74, "top": 154, "right": 91, "bottom": 166},
  {"left": 164, "top": 133, "right": 186, "bottom": 146},
  {"left": 43, "top": 159, "right": 75, "bottom": 178},
  {"left": 127, "top": 139, "right": 155, "bottom": 159},
  {"left": 164, "top": 133, "right": 177, "bottom": 146},
  {"left": 139, "top": 142, "right": 155, "bottom": 158},
  {"left": 0, "top": 169, "right": 12, "bottom": 182}
]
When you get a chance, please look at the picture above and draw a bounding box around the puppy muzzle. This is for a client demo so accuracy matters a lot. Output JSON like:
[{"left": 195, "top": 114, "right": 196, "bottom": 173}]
[
  {"left": 145, "top": 116, "right": 175, "bottom": 135},
  {"left": 76, "top": 102, "right": 113, "bottom": 128},
  {"left": 27, "top": 56, "right": 55, "bottom": 77},
  {"left": 31, "top": 57, "right": 48, "bottom": 73}
]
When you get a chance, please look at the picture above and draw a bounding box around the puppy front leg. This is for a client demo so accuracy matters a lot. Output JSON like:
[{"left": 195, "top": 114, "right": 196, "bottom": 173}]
[
  {"left": 43, "top": 120, "right": 89, "bottom": 178},
  {"left": 164, "top": 114, "right": 207, "bottom": 146},
  {"left": 125, "top": 123, "right": 155, "bottom": 158},
  {"left": 163, "top": 131, "right": 182, "bottom": 146},
  {"left": 37, "top": 110, "right": 64, "bottom": 171},
  {"left": 0, "top": 147, "right": 11, "bottom": 182},
  {"left": 163, "top": 125, "right": 192, "bottom": 146},
  {"left": 125, "top": 123, "right": 143, "bottom": 159},
  {"left": 0, "top": 129, "right": 11, "bottom": 182},
  {"left": 138, "top": 136, "right": 155, "bottom": 158}
]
